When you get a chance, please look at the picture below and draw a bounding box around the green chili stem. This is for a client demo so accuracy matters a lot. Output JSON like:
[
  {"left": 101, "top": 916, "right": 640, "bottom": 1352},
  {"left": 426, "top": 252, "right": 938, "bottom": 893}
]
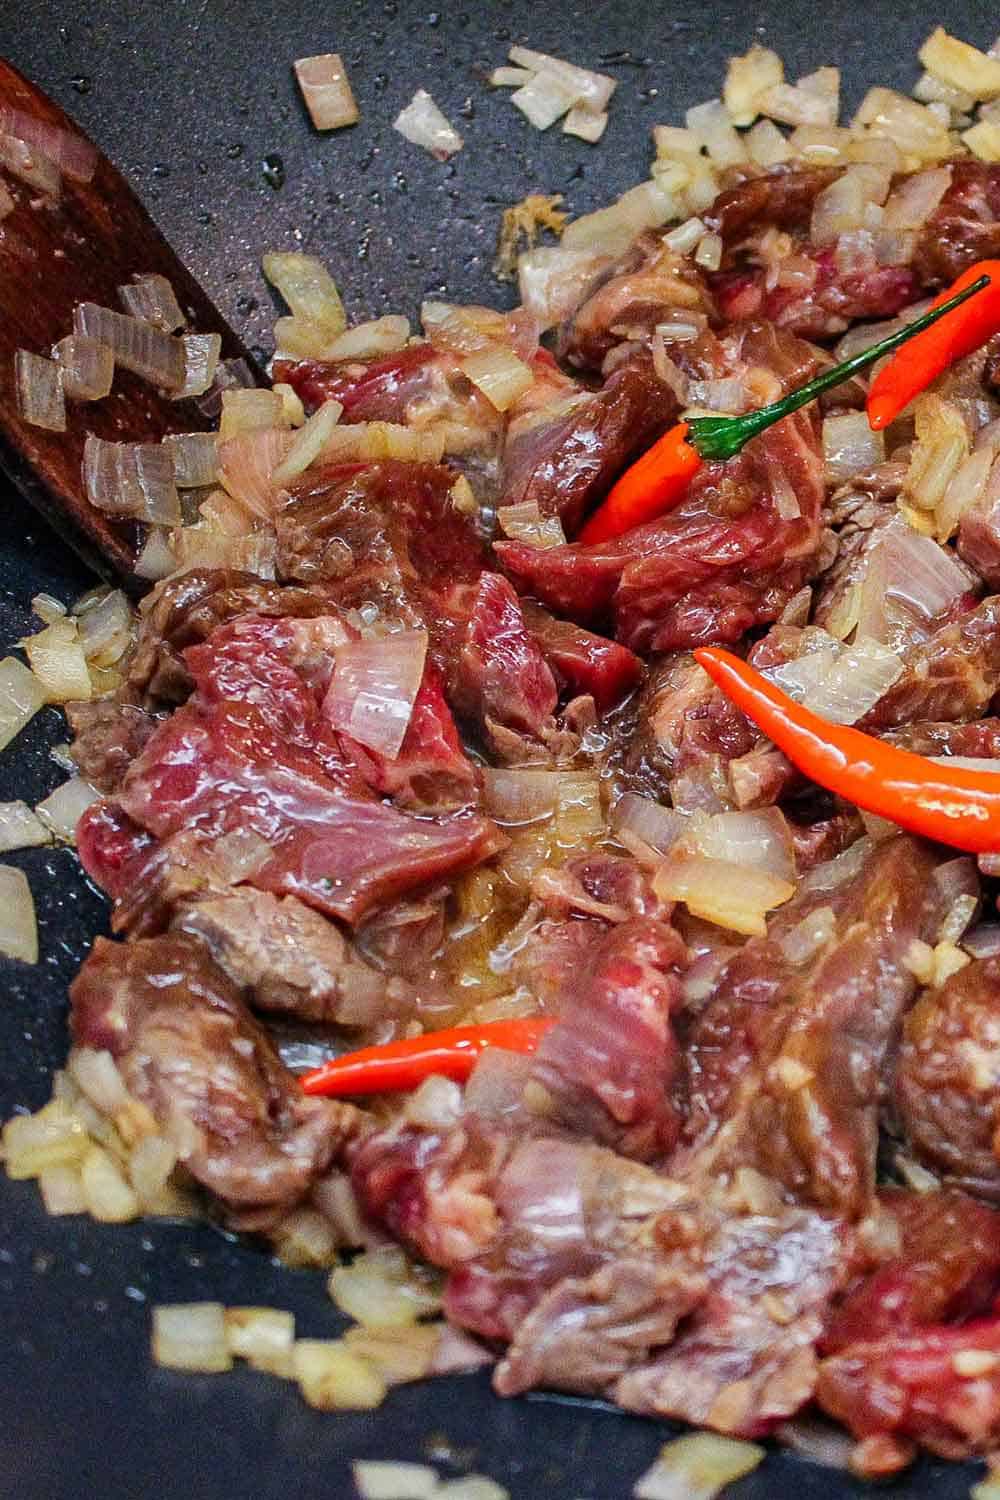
[{"left": 686, "top": 273, "right": 991, "bottom": 462}]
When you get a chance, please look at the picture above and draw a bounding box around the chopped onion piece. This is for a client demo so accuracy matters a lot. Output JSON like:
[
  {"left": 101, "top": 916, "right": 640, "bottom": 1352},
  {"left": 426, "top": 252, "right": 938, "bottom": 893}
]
[
  {"left": 920, "top": 27, "right": 1000, "bottom": 102},
  {"left": 173, "top": 333, "right": 222, "bottom": 399},
  {"left": 654, "top": 848, "right": 794, "bottom": 936},
  {"left": 565, "top": 180, "right": 680, "bottom": 258},
  {"left": 164, "top": 431, "right": 219, "bottom": 489},
  {"left": 272, "top": 382, "right": 306, "bottom": 427},
  {"left": 562, "top": 107, "right": 608, "bottom": 142},
  {"left": 460, "top": 347, "right": 533, "bottom": 411},
  {"left": 693, "top": 231, "right": 723, "bottom": 271},
  {"left": 0, "top": 656, "right": 45, "bottom": 751},
  {"left": 508, "top": 45, "right": 615, "bottom": 111},
  {"left": 692, "top": 808, "right": 795, "bottom": 879},
  {"left": 393, "top": 90, "right": 463, "bottom": 159},
  {"left": 938, "top": 446, "right": 995, "bottom": 541},
  {"left": 823, "top": 411, "right": 886, "bottom": 481},
  {"left": 352, "top": 1460, "right": 439, "bottom": 1500},
  {"left": 15, "top": 350, "right": 65, "bottom": 432},
  {"left": 75, "top": 589, "right": 132, "bottom": 667},
  {"left": 39, "top": 1164, "right": 86, "bottom": 1216},
  {"left": 328, "top": 1248, "right": 442, "bottom": 1328},
  {"left": 760, "top": 79, "right": 838, "bottom": 128},
  {"left": 134, "top": 527, "right": 176, "bottom": 581},
  {"left": 882, "top": 166, "right": 952, "bottom": 230},
  {"left": 664, "top": 217, "right": 707, "bottom": 254},
  {"left": 22, "top": 620, "right": 91, "bottom": 702},
  {"left": 853, "top": 87, "right": 950, "bottom": 164},
  {"left": 324, "top": 629, "right": 428, "bottom": 759},
  {"left": 0, "top": 801, "right": 49, "bottom": 852},
  {"left": 511, "top": 69, "right": 580, "bottom": 130},
  {"left": 768, "top": 636, "right": 902, "bottom": 724},
  {"left": 685, "top": 99, "right": 747, "bottom": 167},
  {"left": 482, "top": 768, "right": 559, "bottom": 824},
  {"left": 294, "top": 53, "right": 359, "bottom": 131},
  {"left": 73, "top": 303, "right": 185, "bottom": 390},
  {"left": 153, "top": 1303, "right": 232, "bottom": 1373},
  {"left": 724, "top": 44, "right": 785, "bottom": 126},
  {"left": 0, "top": 132, "right": 60, "bottom": 195},
  {"left": 435, "top": 1481, "right": 508, "bottom": 1500},
  {"left": 612, "top": 792, "right": 684, "bottom": 854},
  {"left": 83, "top": 435, "right": 181, "bottom": 524},
  {"left": 272, "top": 316, "right": 334, "bottom": 360},
  {"left": 293, "top": 1339, "right": 386, "bottom": 1411},
  {"left": 489, "top": 67, "right": 534, "bottom": 88},
  {"left": 272, "top": 400, "right": 343, "bottom": 483},
  {"left": 262, "top": 252, "right": 346, "bottom": 337},
  {"left": 963, "top": 120, "right": 1000, "bottom": 163},
  {"left": 321, "top": 315, "right": 411, "bottom": 361},
  {"left": 633, "top": 1434, "right": 765, "bottom": 1500},
  {"left": 0, "top": 864, "right": 38, "bottom": 964},
  {"left": 517, "top": 246, "right": 612, "bottom": 332},
  {"left": 0, "top": 105, "right": 97, "bottom": 181},
  {"left": 35, "top": 778, "right": 100, "bottom": 843},
  {"left": 497, "top": 499, "right": 566, "bottom": 548},
  {"left": 51, "top": 335, "right": 114, "bottom": 402},
  {"left": 118, "top": 273, "right": 184, "bottom": 332},
  {"left": 219, "top": 387, "right": 285, "bottom": 438}
]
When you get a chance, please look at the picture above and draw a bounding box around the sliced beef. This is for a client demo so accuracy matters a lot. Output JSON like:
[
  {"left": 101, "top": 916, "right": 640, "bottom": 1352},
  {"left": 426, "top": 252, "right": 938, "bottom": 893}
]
[
  {"left": 958, "top": 453, "right": 1000, "bottom": 588},
  {"left": 452, "top": 572, "right": 558, "bottom": 756},
  {"left": 174, "top": 888, "right": 403, "bottom": 1028},
  {"left": 706, "top": 166, "right": 842, "bottom": 240},
  {"left": 522, "top": 603, "right": 643, "bottom": 713},
  {"left": 858, "top": 595, "right": 1000, "bottom": 729},
  {"left": 895, "top": 957, "right": 1000, "bottom": 1198},
  {"left": 500, "top": 362, "right": 675, "bottom": 534},
  {"left": 682, "top": 836, "right": 947, "bottom": 1217},
  {"left": 822, "top": 1187, "right": 1000, "bottom": 1355},
  {"left": 913, "top": 159, "right": 1000, "bottom": 285},
  {"left": 882, "top": 717, "right": 1000, "bottom": 758},
  {"left": 70, "top": 934, "right": 355, "bottom": 1228},
  {"left": 273, "top": 344, "right": 443, "bottom": 420},
  {"left": 66, "top": 699, "right": 163, "bottom": 794}
]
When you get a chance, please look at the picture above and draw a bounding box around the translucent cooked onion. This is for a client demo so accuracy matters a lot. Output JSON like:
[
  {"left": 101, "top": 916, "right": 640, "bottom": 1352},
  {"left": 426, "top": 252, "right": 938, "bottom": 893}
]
[
  {"left": 882, "top": 166, "right": 952, "bottom": 230},
  {"left": 433, "top": 1480, "right": 509, "bottom": 1500},
  {"left": 262, "top": 252, "right": 346, "bottom": 337},
  {"left": 272, "top": 1208, "right": 339, "bottom": 1269},
  {"left": 760, "top": 80, "right": 838, "bottom": 128},
  {"left": 562, "top": 106, "right": 608, "bottom": 142},
  {"left": 118, "top": 273, "right": 185, "bottom": 332},
  {"left": 511, "top": 69, "right": 580, "bottom": 130},
  {"left": 15, "top": 350, "right": 65, "bottom": 432},
  {"left": 693, "top": 232, "right": 723, "bottom": 271},
  {"left": 920, "top": 26, "right": 1000, "bottom": 102},
  {"left": 691, "top": 808, "right": 795, "bottom": 879},
  {"left": 321, "top": 316, "right": 410, "bottom": 361},
  {"left": 328, "top": 1248, "right": 442, "bottom": 1328},
  {"left": 34, "top": 778, "right": 100, "bottom": 842},
  {"left": 73, "top": 303, "right": 185, "bottom": 390},
  {"left": 746, "top": 118, "right": 791, "bottom": 166},
  {"left": 853, "top": 86, "right": 950, "bottom": 163},
  {"left": 0, "top": 864, "right": 38, "bottom": 963},
  {"left": 68, "top": 1046, "right": 130, "bottom": 1116},
  {"left": 39, "top": 1163, "right": 86, "bottom": 1216},
  {"left": 134, "top": 527, "right": 176, "bottom": 581},
  {"left": 496, "top": 499, "right": 566, "bottom": 548},
  {"left": 294, "top": 53, "right": 359, "bottom": 131},
  {"left": 768, "top": 636, "right": 901, "bottom": 724},
  {"left": 664, "top": 216, "right": 707, "bottom": 254},
  {"left": 218, "top": 428, "right": 294, "bottom": 516},
  {"left": 685, "top": 99, "right": 747, "bottom": 167},
  {"left": 562, "top": 179, "right": 678, "bottom": 258},
  {"left": 0, "top": 105, "right": 97, "bottom": 181},
  {"left": 83, "top": 435, "right": 181, "bottom": 524},
  {"left": 0, "top": 132, "right": 61, "bottom": 195},
  {"left": 352, "top": 1460, "right": 439, "bottom": 1499},
  {"left": 219, "top": 388, "right": 285, "bottom": 438},
  {"left": 653, "top": 848, "right": 794, "bottom": 936},
  {"left": 173, "top": 333, "right": 222, "bottom": 399},
  {"left": 776, "top": 1416, "right": 855, "bottom": 1470},
  {"left": 293, "top": 1339, "right": 386, "bottom": 1411},
  {"left": 0, "top": 801, "right": 49, "bottom": 852},
  {"left": 273, "top": 382, "right": 306, "bottom": 427},
  {"left": 633, "top": 1433, "right": 765, "bottom": 1500},
  {"left": 272, "top": 400, "right": 343, "bottom": 483},
  {"left": 153, "top": 1303, "right": 232, "bottom": 1373},
  {"left": 507, "top": 44, "right": 616, "bottom": 112},
  {"left": 0, "top": 656, "right": 45, "bottom": 750},
  {"left": 612, "top": 792, "right": 684, "bottom": 854},
  {"left": 393, "top": 90, "right": 463, "bottom": 159},
  {"left": 779, "top": 904, "right": 838, "bottom": 963},
  {"left": 75, "top": 588, "right": 132, "bottom": 666},
  {"left": 23, "top": 620, "right": 92, "bottom": 703},
  {"left": 822, "top": 412, "right": 886, "bottom": 481},
  {"left": 867, "top": 515, "right": 974, "bottom": 633},
  {"left": 516, "top": 246, "right": 612, "bottom": 332},
  {"left": 421, "top": 300, "right": 506, "bottom": 354},
  {"left": 724, "top": 44, "right": 785, "bottom": 127},
  {"left": 490, "top": 66, "right": 534, "bottom": 88},
  {"left": 318, "top": 422, "right": 446, "bottom": 465},
  {"left": 224, "top": 1306, "right": 295, "bottom": 1377},
  {"left": 51, "top": 335, "right": 114, "bottom": 401},
  {"left": 685, "top": 377, "right": 745, "bottom": 414},
  {"left": 324, "top": 629, "right": 428, "bottom": 758},
  {"left": 164, "top": 431, "right": 219, "bottom": 489},
  {"left": 482, "top": 768, "right": 559, "bottom": 824}
]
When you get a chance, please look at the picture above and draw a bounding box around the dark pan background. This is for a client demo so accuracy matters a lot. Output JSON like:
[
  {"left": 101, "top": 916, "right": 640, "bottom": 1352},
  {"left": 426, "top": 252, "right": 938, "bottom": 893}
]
[{"left": 0, "top": 2, "right": 996, "bottom": 1495}]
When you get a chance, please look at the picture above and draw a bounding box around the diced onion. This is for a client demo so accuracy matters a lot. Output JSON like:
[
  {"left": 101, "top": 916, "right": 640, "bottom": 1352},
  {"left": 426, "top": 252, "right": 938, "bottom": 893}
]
[
  {"left": 164, "top": 431, "right": 219, "bottom": 488},
  {"left": 39, "top": 1164, "right": 86, "bottom": 1216},
  {"left": 320, "top": 316, "right": 411, "bottom": 361},
  {"left": 965, "top": 925, "right": 1000, "bottom": 959},
  {"left": 83, "top": 435, "right": 181, "bottom": 524},
  {"left": 0, "top": 656, "right": 45, "bottom": 750},
  {"left": 262, "top": 252, "right": 346, "bottom": 336},
  {"left": 517, "top": 246, "right": 612, "bottom": 332},
  {"left": 218, "top": 428, "right": 294, "bottom": 516},
  {"left": 81, "top": 1143, "right": 140, "bottom": 1222},
  {"left": 134, "top": 527, "right": 176, "bottom": 581},
  {"left": 153, "top": 1303, "right": 232, "bottom": 1373},
  {"left": 747, "top": 118, "right": 791, "bottom": 165},
  {"left": 1, "top": 1099, "right": 88, "bottom": 1177},
  {"left": 352, "top": 1460, "right": 439, "bottom": 1500},
  {"left": 328, "top": 1248, "right": 442, "bottom": 1328},
  {"left": 562, "top": 179, "right": 678, "bottom": 257},
  {"left": 293, "top": 1339, "right": 386, "bottom": 1411},
  {"left": 15, "top": 350, "right": 65, "bottom": 432},
  {"left": 173, "top": 333, "right": 222, "bottom": 400},
  {"left": 508, "top": 45, "right": 616, "bottom": 112},
  {"left": 779, "top": 905, "right": 838, "bottom": 963},
  {"left": 0, "top": 105, "right": 97, "bottom": 181},
  {"left": 51, "top": 335, "right": 114, "bottom": 401},
  {"left": 919, "top": 27, "right": 1000, "bottom": 102},
  {"left": 724, "top": 45, "right": 785, "bottom": 126},
  {"left": 0, "top": 801, "right": 49, "bottom": 852},
  {"left": 34, "top": 778, "right": 100, "bottom": 842},
  {"left": 653, "top": 848, "right": 794, "bottom": 936},
  {"left": 760, "top": 80, "right": 837, "bottom": 128},
  {"left": 403, "top": 1075, "right": 464, "bottom": 1130},
  {"left": 68, "top": 1047, "right": 130, "bottom": 1116},
  {"left": 272, "top": 316, "right": 334, "bottom": 360},
  {"left": 75, "top": 588, "right": 132, "bottom": 666},
  {"left": 768, "top": 636, "right": 901, "bottom": 724},
  {"left": 73, "top": 303, "right": 185, "bottom": 390},
  {"left": 691, "top": 808, "right": 795, "bottom": 880},
  {"left": 904, "top": 394, "right": 970, "bottom": 519},
  {"left": 496, "top": 500, "right": 566, "bottom": 548},
  {"left": 0, "top": 132, "right": 61, "bottom": 195},
  {"left": 685, "top": 99, "right": 748, "bottom": 167},
  {"left": 294, "top": 53, "right": 359, "bottom": 131},
  {"left": 664, "top": 217, "right": 707, "bottom": 254},
  {"left": 938, "top": 446, "right": 995, "bottom": 541},
  {"left": 562, "top": 107, "right": 608, "bottom": 142},
  {"left": 511, "top": 70, "right": 580, "bottom": 130},
  {"left": 273, "top": 382, "right": 306, "bottom": 427},
  {"left": 693, "top": 232, "right": 723, "bottom": 271},
  {"left": 882, "top": 166, "right": 952, "bottom": 230},
  {"left": 393, "top": 90, "right": 463, "bottom": 160},
  {"left": 685, "top": 377, "right": 745, "bottom": 414},
  {"left": 318, "top": 422, "right": 446, "bottom": 465},
  {"left": 776, "top": 1417, "right": 855, "bottom": 1470},
  {"left": 857, "top": 515, "right": 971, "bottom": 640},
  {"left": 0, "top": 864, "right": 38, "bottom": 963},
  {"left": 324, "top": 629, "right": 428, "bottom": 758},
  {"left": 482, "top": 768, "right": 559, "bottom": 824},
  {"left": 822, "top": 412, "right": 886, "bottom": 481},
  {"left": 853, "top": 87, "right": 950, "bottom": 164},
  {"left": 963, "top": 120, "right": 1000, "bottom": 163},
  {"left": 118, "top": 273, "right": 185, "bottom": 332},
  {"left": 23, "top": 620, "right": 92, "bottom": 702},
  {"left": 612, "top": 792, "right": 684, "bottom": 854},
  {"left": 272, "top": 400, "right": 343, "bottom": 483},
  {"left": 434, "top": 1480, "right": 509, "bottom": 1500},
  {"left": 490, "top": 67, "right": 534, "bottom": 88},
  {"left": 224, "top": 1306, "right": 295, "bottom": 1378},
  {"left": 271, "top": 1208, "right": 340, "bottom": 1269},
  {"left": 219, "top": 388, "right": 285, "bottom": 438},
  {"left": 633, "top": 1434, "right": 765, "bottom": 1500}
]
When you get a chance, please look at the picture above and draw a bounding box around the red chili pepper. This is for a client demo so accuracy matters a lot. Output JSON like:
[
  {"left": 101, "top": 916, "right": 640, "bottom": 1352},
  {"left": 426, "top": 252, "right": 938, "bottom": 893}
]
[
  {"left": 694, "top": 646, "right": 1000, "bottom": 856},
  {"left": 578, "top": 276, "right": 991, "bottom": 545},
  {"left": 300, "top": 1016, "right": 556, "bottom": 1097},
  {"left": 868, "top": 260, "right": 1000, "bottom": 432}
]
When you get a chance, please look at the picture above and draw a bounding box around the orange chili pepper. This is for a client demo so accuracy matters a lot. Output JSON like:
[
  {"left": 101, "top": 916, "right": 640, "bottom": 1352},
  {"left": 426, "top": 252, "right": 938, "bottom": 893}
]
[
  {"left": 694, "top": 646, "right": 1000, "bottom": 856},
  {"left": 578, "top": 276, "right": 991, "bottom": 546},
  {"left": 300, "top": 1016, "right": 556, "bottom": 1097},
  {"left": 868, "top": 261, "right": 1000, "bottom": 431}
]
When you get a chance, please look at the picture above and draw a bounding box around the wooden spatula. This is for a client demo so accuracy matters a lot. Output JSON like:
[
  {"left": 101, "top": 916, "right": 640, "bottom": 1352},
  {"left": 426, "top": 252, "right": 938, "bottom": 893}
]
[{"left": 0, "top": 58, "right": 263, "bottom": 587}]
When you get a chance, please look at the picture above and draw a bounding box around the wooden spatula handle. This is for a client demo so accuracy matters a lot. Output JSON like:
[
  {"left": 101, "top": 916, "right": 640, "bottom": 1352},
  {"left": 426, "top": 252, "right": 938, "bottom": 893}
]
[{"left": 0, "top": 58, "right": 261, "bottom": 587}]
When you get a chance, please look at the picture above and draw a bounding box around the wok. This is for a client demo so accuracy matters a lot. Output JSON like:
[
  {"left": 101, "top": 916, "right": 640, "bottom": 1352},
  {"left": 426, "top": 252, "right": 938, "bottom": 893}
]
[{"left": 0, "top": 1, "right": 992, "bottom": 1494}]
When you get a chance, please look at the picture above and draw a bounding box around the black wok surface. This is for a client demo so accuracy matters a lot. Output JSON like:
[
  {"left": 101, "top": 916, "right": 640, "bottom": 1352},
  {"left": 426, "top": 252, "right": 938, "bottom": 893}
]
[{"left": 1, "top": 2, "right": 996, "bottom": 1494}]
